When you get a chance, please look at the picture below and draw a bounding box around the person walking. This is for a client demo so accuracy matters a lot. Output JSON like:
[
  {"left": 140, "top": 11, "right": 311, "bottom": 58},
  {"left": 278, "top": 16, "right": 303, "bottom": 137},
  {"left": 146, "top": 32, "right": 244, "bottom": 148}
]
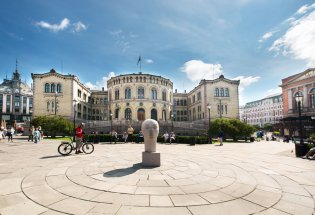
[
  {"left": 122, "top": 132, "right": 128, "bottom": 143},
  {"left": 111, "top": 130, "right": 118, "bottom": 144},
  {"left": 28, "top": 126, "right": 35, "bottom": 142},
  {"left": 218, "top": 128, "right": 224, "bottom": 146},
  {"left": 75, "top": 122, "right": 85, "bottom": 154},
  {"left": 7, "top": 126, "right": 13, "bottom": 142},
  {"left": 163, "top": 131, "right": 169, "bottom": 143},
  {"left": 127, "top": 125, "right": 134, "bottom": 143},
  {"left": 34, "top": 127, "right": 41, "bottom": 144}
]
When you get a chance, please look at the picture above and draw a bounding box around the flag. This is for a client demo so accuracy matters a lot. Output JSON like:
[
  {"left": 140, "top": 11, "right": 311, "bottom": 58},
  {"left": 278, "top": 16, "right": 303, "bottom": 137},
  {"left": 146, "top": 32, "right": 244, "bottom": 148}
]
[{"left": 137, "top": 56, "right": 141, "bottom": 66}]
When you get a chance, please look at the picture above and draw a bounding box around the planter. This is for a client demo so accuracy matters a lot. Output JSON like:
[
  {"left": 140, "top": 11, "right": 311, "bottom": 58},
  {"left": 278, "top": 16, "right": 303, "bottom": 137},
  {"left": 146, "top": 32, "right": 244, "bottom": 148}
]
[{"left": 295, "top": 143, "right": 308, "bottom": 157}]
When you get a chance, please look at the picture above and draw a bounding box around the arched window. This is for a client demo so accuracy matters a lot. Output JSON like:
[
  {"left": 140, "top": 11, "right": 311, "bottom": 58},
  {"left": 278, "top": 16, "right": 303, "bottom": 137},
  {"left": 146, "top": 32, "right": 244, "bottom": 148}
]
[
  {"left": 125, "top": 87, "right": 131, "bottom": 99},
  {"left": 137, "top": 108, "right": 145, "bottom": 121},
  {"left": 45, "top": 83, "right": 50, "bottom": 93},
  {"left": 57, "top": 84, "right": 62, "bottom": 93},
  {"left": 214, "top": 88, "right": 219, "bottom": 97},
  {"left": 51, "top": 83, "right": 56, "bottom": 93},
  {"left": 115, "top": 108, "right": 119, "bottom": 119},
  {"left": 151, "top": 88, "right": 157, "bottom": 100},
  {"left": 310, "top": 88, "right": 315, "bottom": 108},
  {"left": 115, "top": 89, "right": 120, "bottom": 100},
  {"left": 225, "top": 88, "right": 229, "bottom": 97},
  {"left": 151, "top": 109, "right": 157, "bottom": 120},
  {"left": 294, "top": 91, "right": 303, "bottom": 109},
  {"left": 162, "top": 90, "right": 167, "bottom": 101},
  {"left": 138, "top": 87, "right": 144, "bottom": 99},
  {"left": 162, "top": 110, "right": 166, "bottom": 120},
  {"left": 47, "top": 101, "right": 50, "bottom": 111},
  {"left": 125, "top": 108, "right": 132, "bottom": 120},
  {"left": 220, "top": 88, "right": 224, "bottom": 97}
]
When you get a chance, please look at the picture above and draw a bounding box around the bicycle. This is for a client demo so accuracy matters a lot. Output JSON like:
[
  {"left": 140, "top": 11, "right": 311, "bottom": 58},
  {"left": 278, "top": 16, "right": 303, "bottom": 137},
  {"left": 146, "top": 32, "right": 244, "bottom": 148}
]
[{"left": 58, "top": 137, "right": 94, "bottom": 155}]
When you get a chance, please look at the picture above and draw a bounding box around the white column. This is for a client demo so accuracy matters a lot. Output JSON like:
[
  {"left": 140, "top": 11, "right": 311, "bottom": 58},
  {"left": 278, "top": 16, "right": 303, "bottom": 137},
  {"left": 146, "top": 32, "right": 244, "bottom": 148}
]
[
  {"left": 303, "top": 86, "right": 308, "bottom": 107},
  {"left": 288, "top": 89, "right": 293, "bottom": 109}
]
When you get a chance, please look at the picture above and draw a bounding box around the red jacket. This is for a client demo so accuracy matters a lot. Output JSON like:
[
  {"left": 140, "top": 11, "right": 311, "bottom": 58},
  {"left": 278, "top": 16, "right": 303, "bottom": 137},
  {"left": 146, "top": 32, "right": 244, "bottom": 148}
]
[{"left": 75, "top": 127, "right": 83, "bottom": 138}]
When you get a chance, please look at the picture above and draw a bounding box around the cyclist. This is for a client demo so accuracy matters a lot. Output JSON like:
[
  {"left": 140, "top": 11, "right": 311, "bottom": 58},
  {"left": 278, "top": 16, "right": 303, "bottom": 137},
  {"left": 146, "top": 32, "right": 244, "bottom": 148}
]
[{"left": 75, "top": 122, "right": 85, "bottom": 154}]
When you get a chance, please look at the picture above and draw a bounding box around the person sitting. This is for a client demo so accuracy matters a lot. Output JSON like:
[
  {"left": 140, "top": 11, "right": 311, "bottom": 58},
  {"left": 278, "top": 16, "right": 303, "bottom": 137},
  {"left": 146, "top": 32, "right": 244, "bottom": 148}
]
[
  {"left": 302, "top": 147, "right": 315, "bottom": 160},
  {"left": 169, "top": 132, "right": 176, "bottom": 144}
]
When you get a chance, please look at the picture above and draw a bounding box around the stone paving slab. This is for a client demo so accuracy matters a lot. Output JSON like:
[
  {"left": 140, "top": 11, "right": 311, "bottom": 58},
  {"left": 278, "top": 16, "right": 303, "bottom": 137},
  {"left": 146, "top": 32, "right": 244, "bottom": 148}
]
[{"left": 0, "top": 137, "right": 315, "bottom": 214}]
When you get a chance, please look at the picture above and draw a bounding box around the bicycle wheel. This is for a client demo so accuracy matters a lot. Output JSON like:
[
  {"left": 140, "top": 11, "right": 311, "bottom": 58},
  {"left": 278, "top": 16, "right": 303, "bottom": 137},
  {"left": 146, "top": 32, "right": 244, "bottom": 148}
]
[
  {"left": 58, "top": 142, "right": 73, "bottom": 155},
  {"left": 82, "top": 143, "right": 94, "bottom": 154}
]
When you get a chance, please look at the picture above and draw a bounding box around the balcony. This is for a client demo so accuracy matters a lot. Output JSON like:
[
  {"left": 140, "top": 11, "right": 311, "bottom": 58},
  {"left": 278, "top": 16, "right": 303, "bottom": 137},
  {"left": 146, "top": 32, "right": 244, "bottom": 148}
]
[{"left": 288, "top": 107, "right": 315, "bottom": 115}]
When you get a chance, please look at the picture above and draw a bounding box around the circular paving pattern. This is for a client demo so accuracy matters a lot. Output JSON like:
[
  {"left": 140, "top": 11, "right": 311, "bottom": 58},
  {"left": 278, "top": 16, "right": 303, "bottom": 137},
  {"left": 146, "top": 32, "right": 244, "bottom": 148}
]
[{"left": 1, "top": 140, "right": 315, "bottom": 215}]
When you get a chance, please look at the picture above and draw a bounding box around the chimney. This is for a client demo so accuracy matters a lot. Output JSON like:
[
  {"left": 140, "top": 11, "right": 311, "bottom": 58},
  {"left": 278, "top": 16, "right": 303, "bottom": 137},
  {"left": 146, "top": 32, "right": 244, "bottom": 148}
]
[
  {"left": 102, "top": 87, "right": 104, "bottom": 91},
  {"left": 175, "top": 89, "right": 177, "bottom": 93}
]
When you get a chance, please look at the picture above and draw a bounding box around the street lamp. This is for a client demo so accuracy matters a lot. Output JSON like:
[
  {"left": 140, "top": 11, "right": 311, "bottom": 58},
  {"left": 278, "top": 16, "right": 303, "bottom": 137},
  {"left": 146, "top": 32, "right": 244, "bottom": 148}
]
[
  {"left": 110, "top": 112, "right": 113, "bottom": 144},
  {"left": 73, "top": 99, "right": 77, "bottom": 142},
  {"left": 171, "top": 114, "right": 174, "bottom": 132},
  {"left": 207, "top": 104, "right": 212, "bottom": 144},
  {"left": 295, "top": 94, "right": 303, "bottom": 144}
]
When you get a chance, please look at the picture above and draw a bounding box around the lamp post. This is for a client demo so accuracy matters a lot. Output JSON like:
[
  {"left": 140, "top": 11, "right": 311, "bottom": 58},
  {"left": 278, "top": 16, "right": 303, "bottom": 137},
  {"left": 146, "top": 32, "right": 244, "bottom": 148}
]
[
  {"left": 73, "top": 99, "right": 77, "bottom": 142},
  {"left": 110, "top": 112, "right": 113, "bottom": 144},
  {"left": 207, "top": 104, "right": 212, "bottom": 144},
  {"left": 295, "top": 95, "right": 303, "bottom": 144},
  {"left": 171, "top": 114, "right": 174, "bottom": 132}
]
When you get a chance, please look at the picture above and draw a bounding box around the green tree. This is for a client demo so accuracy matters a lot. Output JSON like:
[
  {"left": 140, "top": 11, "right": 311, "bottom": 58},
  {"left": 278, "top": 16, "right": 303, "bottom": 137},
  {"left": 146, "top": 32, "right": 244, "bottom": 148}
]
[
  {"left": 210, "top": 118, "right": 255, "bottom": 141},
  {"left": 31, "top": 116, "right": 73, "bottom": 137}
]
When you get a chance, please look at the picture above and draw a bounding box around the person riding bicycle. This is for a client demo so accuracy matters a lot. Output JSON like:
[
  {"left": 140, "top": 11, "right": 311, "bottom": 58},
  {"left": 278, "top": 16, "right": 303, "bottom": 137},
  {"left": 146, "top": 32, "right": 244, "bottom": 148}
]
[{"left": 75, "top": 122, "right": 85, "bottom": 154}]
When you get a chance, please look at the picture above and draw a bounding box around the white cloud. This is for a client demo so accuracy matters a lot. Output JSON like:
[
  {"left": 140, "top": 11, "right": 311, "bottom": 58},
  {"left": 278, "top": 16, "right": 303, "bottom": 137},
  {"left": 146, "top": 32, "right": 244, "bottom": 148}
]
[
  {"left": 146, "top": 59, "right": 154, "bottom": 64},
  {"left": 72, "top": 21, "right": 87, "bottom": 32},
  {"left": 110, "top": 30, "right": 139, "bottom": 52},
  {"left": 85, "top": 72, "right": 115, "bottom": 90},
  {"left": 35, "top": 18, "right": 70, "bottom": 32},
  {"left": 181, "top": 60, "right": 223, "bottom": 82},
  {"left": 259, "top": 31, "right": 275, "bottom": 43},
  {"left": 269, "top": 10, "right": 315, "bottom": 66},
  {"left": 296, "top": 3, "right": 315, "bottom": 15},
  {"left": 35, "top": 18, "right": 87, "bottom": 33},
  {"left": 266, "top": 87, "right": 282, "bottom": 96}
]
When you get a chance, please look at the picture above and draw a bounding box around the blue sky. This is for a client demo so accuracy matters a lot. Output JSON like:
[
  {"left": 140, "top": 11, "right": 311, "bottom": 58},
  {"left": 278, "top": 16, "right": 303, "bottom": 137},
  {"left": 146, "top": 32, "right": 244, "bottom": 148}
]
[{"left": 1, "top": 0, "right": 315, "bottom": 105}]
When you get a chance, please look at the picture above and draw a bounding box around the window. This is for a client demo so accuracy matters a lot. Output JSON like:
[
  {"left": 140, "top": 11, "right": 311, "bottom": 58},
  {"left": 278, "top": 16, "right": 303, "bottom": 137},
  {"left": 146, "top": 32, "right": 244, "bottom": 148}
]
[
  {"left": 225, "top": 88, "right": 229, "bottom": 97},
  {"left": 125, "top": 88, "right": 131, "bottom": 99},
  {"left": 125, "top": 108, "right": 132, "bottom": 120},
  {"left": 13, "top": 95, "right": 20, "bottom": 113},
  {"left": 29, "top": 98, "right": 33, "bottom": 113},
  {"left": 57, "top": 84, "right": 62, "bottom": 93},
  {"left": 77, "top": 89, "right": 82, "bottom": 98},
  {"left": 225, "top": 105, "right": 228, "bottom": 114},
  {"left": 47, "top": 101, "right": 50, "bottom": 112},
  {"left": 115, "top": 89, "right": 120, "bottom": 100},
  {"left": 162, "top": 110, "right": 166, "bottom": 120},
  {"left": 115, "top": 109, "right": 119, "bottom": 119},
  {"left": 294, "top": 91, "right": 303, "bottom": 109},
  {"left": 45, "top": 83, "right": 50, "bottom": 93},
  {"left": 215, "top": 88, "right": 219, "bottom": 97},
  {"left": 23, "top": 96, "right": 27, "bottom": 114},
  {"left": 0, "top": 94, "right": 3, "bottom": 113},
  {"left": 220, "top": 88, "right": 224, "bottom": 97},
  {"left": 197, "top": 92, "right": 201, "bottom": 101},
  {"left": 192, "top": 95, "right": 195, "bottom": 103},
  {"left": 151, "top": 88, "right": 157, "bottom": 100},
  {"left": 83, "top": 93, "right": 87, "bottom": 102},
  {"left": 310, "top": 88, "right": 315, "bottom": 108},
  {"left": 51, "top": 83, "right": 56, "bottom": 93},
  {"left": 138, "top": 87, "right": 144, "bottom": 99},
  {"left": 162, "top": 91, "right": 167, "bottom": 101}
]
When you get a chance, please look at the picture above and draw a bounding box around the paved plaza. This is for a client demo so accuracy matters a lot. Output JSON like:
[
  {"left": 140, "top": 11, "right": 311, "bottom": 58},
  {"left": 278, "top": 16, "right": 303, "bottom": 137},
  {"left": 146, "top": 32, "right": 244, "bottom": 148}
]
[{"left": 0, "top": 137, "right": 314, "bottom": 215}]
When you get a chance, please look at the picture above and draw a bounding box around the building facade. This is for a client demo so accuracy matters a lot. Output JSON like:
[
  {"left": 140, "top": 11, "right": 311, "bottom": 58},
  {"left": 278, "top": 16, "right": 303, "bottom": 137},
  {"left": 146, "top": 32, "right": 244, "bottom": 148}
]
[
  {"left": 243, "top": 94, "right": 283, "bottom": 127},
  {"left": 0, "top": 67, "right": 33, "bottom": 124},
  {"left": 280, "top": 68, "right": 315, "bottom": 137},
  {"left": 32, "top": 70, "right": 240, "bottom": 134}
]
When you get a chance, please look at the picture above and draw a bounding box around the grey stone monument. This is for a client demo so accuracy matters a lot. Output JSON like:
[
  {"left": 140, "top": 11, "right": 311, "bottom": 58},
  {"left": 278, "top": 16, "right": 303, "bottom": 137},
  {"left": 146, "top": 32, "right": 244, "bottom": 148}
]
[{"left": 141, "top": 119, "right": 160, "bottom": 167}]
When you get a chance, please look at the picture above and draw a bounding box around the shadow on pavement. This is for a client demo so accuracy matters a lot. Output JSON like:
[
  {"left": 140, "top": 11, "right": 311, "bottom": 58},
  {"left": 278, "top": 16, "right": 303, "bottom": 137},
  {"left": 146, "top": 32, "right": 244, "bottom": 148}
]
[
  {"left": 103, "top": 162, "right": 157, "bottom": 177},
  {"left": 40, "top": 154, "right": 70, "bottom": 159}
]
